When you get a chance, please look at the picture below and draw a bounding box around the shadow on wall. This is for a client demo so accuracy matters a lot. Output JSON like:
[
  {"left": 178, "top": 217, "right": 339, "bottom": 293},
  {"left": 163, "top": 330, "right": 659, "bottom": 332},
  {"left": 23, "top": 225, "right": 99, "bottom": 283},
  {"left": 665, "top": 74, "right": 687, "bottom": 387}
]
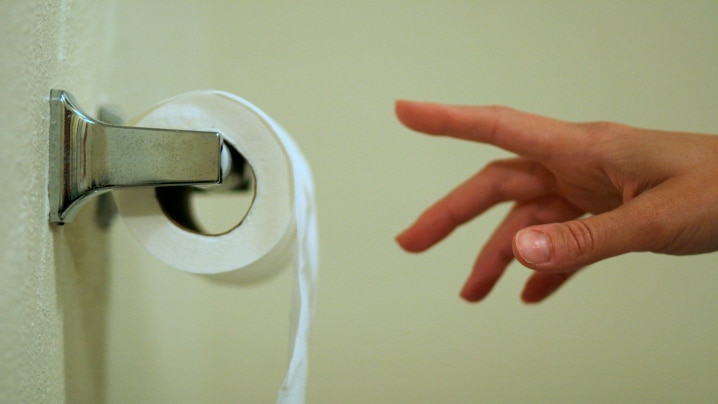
[{"left": 53, "top": 199, "right": 113, "bottom": 403}]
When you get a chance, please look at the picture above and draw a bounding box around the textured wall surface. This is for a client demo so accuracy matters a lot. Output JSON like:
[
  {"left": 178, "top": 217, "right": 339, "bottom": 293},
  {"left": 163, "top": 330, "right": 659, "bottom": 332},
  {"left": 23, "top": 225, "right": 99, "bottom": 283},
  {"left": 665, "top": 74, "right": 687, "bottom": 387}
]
[
  {"left": 104, "top": 2, "right": 718, "bottom": 403},
  {"left": 0, "top": 1, "right": 111, "bottom": 402}
]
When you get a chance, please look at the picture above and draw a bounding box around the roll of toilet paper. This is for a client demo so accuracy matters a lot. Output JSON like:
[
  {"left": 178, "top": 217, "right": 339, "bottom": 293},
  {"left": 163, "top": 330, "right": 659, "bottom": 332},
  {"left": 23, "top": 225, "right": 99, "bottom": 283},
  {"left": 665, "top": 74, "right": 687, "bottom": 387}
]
[{"left": 113, "top": 90, "right": 318, "bottom": 404}]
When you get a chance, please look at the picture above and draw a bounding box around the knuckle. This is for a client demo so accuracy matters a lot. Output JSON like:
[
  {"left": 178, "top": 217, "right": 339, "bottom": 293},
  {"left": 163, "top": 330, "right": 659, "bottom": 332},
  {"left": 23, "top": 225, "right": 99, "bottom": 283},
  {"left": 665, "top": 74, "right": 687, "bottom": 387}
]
[
  {"left": 441, "top": 196, "right": 472, "bottom": 227},
  {"left": 444, "top": 203, "right": 466, "bottom": 226},
  {"left": 480, "top": 159, "right": 516, "bottom": 202},
  {"left": 558, "top": 220, "right": 597, "bottom": 259},
  {"left": 635, "top": 199, "right": 678, "bottom": 253},
  {"left": 488, "top": 105, "right": 515, "bottom": 116},
  {"left": 580, "top": 121, "right": 630, "bottom": 141},
  {"left": 486, "top": 105, "right": 515, "bottom": 141},
  {"left": 582, "top": 121, "right": 615, "bottom": 135},
  {"left": 481, "top": 158, "right": 513, "bottom": 173}
]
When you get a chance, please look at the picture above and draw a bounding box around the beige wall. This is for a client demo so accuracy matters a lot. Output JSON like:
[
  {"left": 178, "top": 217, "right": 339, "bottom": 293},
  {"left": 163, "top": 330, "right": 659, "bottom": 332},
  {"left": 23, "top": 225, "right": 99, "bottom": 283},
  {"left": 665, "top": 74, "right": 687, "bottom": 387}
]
[
  {"left": 0, "top": 1, "right": 112, "bottom": 402},
  {"left": 105, "top": 2, "right": 718, "bottom": 403}
]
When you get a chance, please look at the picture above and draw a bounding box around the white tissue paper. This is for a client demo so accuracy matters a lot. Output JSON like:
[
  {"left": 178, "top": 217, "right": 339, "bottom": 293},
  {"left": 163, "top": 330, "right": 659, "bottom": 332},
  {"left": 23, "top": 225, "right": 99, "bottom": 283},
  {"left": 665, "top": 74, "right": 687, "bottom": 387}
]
[{"left": 113, "top": 90, "right": 318, "bottom": 404}]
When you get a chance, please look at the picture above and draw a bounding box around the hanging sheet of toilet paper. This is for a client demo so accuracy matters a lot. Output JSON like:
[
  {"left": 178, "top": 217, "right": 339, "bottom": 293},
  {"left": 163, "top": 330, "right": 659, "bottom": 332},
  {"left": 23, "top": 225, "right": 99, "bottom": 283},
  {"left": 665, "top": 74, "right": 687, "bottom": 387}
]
[{"left": 113, "top": 90, "right": 318, "bottom": 404}]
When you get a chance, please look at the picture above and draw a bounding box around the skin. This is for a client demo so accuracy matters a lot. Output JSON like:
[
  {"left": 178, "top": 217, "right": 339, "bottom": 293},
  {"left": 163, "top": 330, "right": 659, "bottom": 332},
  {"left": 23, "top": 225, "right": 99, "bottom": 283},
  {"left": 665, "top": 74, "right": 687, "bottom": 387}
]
[{"left": 394, "top": 100, "right": 718, "bottom": 304}]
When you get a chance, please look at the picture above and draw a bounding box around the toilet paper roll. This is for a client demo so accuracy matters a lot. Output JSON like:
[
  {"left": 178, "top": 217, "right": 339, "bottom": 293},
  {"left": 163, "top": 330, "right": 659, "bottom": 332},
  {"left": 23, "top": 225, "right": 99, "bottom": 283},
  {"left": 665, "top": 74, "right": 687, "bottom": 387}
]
[{"left": 113, "top": 90, "right": 318, "bottom": 404}]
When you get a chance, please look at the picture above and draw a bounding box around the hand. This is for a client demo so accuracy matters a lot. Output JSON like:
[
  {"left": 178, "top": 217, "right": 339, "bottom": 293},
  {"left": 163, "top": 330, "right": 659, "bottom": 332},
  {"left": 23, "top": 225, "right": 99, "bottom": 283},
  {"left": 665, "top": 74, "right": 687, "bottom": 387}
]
[{"left": 394, "top": 101, "right": 718, "bottom": 303}]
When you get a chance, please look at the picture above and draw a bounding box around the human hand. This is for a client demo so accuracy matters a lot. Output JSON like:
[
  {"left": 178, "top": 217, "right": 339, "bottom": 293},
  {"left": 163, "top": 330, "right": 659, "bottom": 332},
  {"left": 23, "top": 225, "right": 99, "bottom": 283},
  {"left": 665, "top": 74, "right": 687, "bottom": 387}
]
[{"left": 394, "top": 101, "right": 718, "bottom": 303}]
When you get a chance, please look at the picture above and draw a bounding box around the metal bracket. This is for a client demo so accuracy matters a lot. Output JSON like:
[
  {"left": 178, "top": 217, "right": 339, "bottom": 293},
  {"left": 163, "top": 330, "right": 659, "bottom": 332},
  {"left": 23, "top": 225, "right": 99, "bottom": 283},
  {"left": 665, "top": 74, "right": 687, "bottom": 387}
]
[{"left": 48, "top": 89, "right": 231, "bottom": 224}]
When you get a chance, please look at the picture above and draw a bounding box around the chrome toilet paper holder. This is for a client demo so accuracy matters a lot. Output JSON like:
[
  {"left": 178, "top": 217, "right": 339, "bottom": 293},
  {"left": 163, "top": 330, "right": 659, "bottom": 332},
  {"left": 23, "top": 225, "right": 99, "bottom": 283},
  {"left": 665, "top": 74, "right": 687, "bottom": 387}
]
[{"left": 48, "top": 89, "right": 250, "bottom": 225}]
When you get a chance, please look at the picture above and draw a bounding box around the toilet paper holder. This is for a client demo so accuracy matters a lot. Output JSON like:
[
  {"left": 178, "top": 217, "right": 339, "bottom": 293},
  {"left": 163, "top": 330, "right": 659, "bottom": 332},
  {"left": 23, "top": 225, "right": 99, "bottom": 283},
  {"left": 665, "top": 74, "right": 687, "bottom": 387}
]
[{"left": 48, "top": 89, "right": 250, "bottom": 225}]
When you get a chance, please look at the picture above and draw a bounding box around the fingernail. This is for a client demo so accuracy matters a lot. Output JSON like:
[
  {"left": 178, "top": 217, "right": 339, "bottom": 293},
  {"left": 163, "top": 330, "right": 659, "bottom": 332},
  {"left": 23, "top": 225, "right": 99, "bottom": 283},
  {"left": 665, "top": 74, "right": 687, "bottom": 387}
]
[{"left": 516, "top": 229, "right": 551, "bottom": 264}]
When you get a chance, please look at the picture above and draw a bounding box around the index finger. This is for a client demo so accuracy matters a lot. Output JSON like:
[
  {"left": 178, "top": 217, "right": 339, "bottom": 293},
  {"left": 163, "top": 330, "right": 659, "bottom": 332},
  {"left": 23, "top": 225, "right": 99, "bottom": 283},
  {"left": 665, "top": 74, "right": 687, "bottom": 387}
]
[{"left": 395, "top": 100, "right": 585, "bottom": 161}]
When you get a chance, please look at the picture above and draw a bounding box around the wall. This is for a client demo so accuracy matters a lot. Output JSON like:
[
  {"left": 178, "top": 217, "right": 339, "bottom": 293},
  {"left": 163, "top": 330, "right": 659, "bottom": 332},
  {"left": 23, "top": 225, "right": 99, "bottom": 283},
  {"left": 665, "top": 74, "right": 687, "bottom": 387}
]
[
  {"left": 106, "top": 1, "right": 718, "bottom": 403},
  {"left": 0, "top": 0, "right": 112, "bottom": 402}
]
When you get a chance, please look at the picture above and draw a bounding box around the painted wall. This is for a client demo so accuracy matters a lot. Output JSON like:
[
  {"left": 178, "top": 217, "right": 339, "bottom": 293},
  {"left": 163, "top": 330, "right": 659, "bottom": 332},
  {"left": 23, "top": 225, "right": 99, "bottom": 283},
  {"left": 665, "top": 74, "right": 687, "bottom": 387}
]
[
  {"left": 104, "top": 1, "right": 718, "bottom": 403},
  {"left": 0, "top": 0, "right": 112, "bottom": 402}
]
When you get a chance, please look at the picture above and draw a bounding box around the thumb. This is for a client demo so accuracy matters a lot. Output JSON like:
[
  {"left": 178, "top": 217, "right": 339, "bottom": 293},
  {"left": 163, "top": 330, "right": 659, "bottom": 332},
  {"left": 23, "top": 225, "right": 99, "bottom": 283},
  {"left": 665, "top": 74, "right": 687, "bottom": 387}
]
[{"left": 512, "top": 201, "right": 663, "bottom": 272}]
